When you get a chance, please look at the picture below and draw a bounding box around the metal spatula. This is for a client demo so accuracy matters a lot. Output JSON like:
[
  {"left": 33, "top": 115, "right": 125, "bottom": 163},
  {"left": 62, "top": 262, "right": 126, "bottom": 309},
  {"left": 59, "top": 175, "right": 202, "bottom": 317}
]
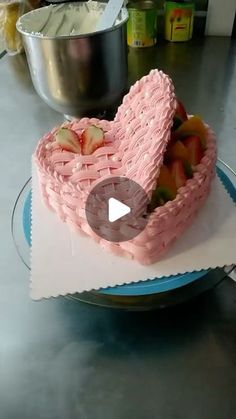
[{"left": 95, "top": 0, "right": 124, "bottom": 32}]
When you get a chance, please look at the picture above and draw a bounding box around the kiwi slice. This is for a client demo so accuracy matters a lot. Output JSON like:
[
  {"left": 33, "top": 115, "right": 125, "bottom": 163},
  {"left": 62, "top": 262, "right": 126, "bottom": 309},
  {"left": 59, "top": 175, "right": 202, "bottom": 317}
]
[
  {"left": 148, "top": 186, "right": 176, "bottom": 212},
  {"left": 183, "top": 160, "right": 193, "bottom": 178}
]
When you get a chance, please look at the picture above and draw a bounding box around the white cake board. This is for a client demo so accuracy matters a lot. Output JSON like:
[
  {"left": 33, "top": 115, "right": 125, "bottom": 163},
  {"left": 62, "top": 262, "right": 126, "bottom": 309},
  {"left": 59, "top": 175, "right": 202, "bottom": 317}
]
[{"left": 31, "top": 164, "right": 236, "bottom": 300}]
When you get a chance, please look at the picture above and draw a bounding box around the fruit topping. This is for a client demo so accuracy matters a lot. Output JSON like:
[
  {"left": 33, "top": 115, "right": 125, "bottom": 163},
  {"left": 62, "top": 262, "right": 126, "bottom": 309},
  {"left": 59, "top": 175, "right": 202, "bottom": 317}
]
[
  {"left": 148, "top": 165, "right": 177, "bottom": 211},
  {"left": 156, "top": 165, "right": 177, "bottom": 194},
  {"left": 182, "top": 135, "right": 204, "bottom": 167},
  {"left": 183, "top": 160, "right": 193, "bottom": 178},
  {"left": 148, "top": 186, "right": 176, "bottom": 210},
  {"left": 175, "top": 116, "right": 207, "bottom": 148},
  {"left": 81, "top": 125, "right": 105, "bottom": 155},
  {"left": 172, "top": 116, "right": 183, "bottom": 131},
  {"left": 149, "top": 101, "right": 206, "bottom": 211},
  {"left": 176, "top": 99, "right": 188, "bottom": 122},
  {"left": 166, "top": 140, "right": 189, "bottom": 163},
  {"left": 169, "top": 159, "right": 187, "bottom": 189},
  {"left": 54, "top": 128, "right": 81, "bottom": 154}
]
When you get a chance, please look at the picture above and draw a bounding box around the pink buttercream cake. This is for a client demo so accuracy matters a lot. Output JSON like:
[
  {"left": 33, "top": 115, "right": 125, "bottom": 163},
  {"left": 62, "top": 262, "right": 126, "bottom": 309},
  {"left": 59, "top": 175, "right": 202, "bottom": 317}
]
[{"left": 34, "top": 70, "right": 217, "bottom": 265}]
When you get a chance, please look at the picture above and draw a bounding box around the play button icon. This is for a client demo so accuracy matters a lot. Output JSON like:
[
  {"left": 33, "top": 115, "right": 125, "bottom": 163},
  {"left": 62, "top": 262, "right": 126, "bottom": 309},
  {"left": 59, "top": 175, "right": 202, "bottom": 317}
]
[
  {"left": 85, "top": 176, "right": 149, "bottom": 242},
  {"left": 108, "top": 198, "right": 131, "bottom": 222}
]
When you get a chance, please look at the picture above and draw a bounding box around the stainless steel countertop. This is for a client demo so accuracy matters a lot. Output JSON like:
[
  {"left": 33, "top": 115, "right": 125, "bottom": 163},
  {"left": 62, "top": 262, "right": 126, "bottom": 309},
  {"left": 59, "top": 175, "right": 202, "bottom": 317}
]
[{"left": 0, "top": 38, "right": 236, "bottom": 419}]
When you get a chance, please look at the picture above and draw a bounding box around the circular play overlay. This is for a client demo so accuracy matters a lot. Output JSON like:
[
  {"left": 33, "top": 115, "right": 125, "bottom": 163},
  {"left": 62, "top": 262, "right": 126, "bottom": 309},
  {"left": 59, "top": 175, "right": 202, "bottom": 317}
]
[
  {"left": 23, "top": 167, "right": 236, "bottom": 296},
  {"left": 85, "top": 176, "right": 149, "bottom": 242}
]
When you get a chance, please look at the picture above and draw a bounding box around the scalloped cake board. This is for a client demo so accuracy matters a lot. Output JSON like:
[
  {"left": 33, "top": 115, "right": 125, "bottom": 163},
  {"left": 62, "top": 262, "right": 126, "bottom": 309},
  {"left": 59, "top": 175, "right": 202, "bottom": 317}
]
[{"left": 30, "top": 163, "right": 236, "bottom": 300}]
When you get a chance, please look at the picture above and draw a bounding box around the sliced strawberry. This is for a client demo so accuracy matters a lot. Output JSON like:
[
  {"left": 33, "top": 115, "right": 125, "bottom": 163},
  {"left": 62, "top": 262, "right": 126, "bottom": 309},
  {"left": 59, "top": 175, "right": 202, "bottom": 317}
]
[
  {"left": 169, "top": 159, "right": 187, "bottom": 189},
  {"left": 81, "top": 125, "right": 105, "bottom": 155},
  {"left": 54, "top": 128, "right": 81, "bottom": 154},
  {"left": 166, "top": 140, "right": 189, "bottom": 163},
  {"left": 176, "top": 99, "right": 188, "bottom": 122},
  {"left": 182, "top": 135, "right": 204, "bottom": 166}
]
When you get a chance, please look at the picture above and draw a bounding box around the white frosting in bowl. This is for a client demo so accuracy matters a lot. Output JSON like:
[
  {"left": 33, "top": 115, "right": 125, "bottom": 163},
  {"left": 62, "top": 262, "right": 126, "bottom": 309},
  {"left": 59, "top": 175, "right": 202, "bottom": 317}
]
[{"left": 17, "top": 1, "right": 127, "bottom": 38}]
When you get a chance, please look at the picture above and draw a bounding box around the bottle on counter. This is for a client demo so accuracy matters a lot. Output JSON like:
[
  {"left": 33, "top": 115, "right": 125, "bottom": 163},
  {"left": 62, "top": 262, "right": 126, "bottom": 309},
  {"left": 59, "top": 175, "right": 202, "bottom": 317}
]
[
  {"left": 127, "top": 0, "right": 158, "bottom": 48},
  {"left": 164, "top": 1, "right": 194, "bottom": 42}
]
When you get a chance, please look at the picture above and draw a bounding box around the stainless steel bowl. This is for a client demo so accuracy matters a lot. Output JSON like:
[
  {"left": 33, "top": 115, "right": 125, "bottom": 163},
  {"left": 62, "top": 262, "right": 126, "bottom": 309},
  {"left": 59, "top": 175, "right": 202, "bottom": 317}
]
[{"left": 17, "top": 3, "right": 128, "bottom": 118}]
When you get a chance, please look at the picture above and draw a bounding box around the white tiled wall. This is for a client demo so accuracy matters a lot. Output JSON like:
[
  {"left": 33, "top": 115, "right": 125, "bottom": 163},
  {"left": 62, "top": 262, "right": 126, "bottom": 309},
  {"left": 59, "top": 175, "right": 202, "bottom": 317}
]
[{"left": 206, "top": 0, "right": 236, "bottom": 36}]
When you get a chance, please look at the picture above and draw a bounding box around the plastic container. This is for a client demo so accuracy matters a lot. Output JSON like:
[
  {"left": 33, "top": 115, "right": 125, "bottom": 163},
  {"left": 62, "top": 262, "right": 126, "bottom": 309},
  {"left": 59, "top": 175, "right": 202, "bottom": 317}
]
[
  {"left": 0, "top": 0, "right": 26, "bottom": 54},
  {"left": 127, "top": 0, "right": 158, "bottom": 48},
  {"left": 0, "top": 0, "right": 39, "bottom": 54},
  {"left": 164, "top": 1, "right": 194, "bottom": 42}
]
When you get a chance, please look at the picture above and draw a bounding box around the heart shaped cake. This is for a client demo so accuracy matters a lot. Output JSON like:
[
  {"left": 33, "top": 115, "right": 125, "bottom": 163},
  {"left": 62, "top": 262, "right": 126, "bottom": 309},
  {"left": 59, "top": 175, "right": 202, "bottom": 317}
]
[{"left": 35, "top": 70, "right": 217, "bottom": 265}]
